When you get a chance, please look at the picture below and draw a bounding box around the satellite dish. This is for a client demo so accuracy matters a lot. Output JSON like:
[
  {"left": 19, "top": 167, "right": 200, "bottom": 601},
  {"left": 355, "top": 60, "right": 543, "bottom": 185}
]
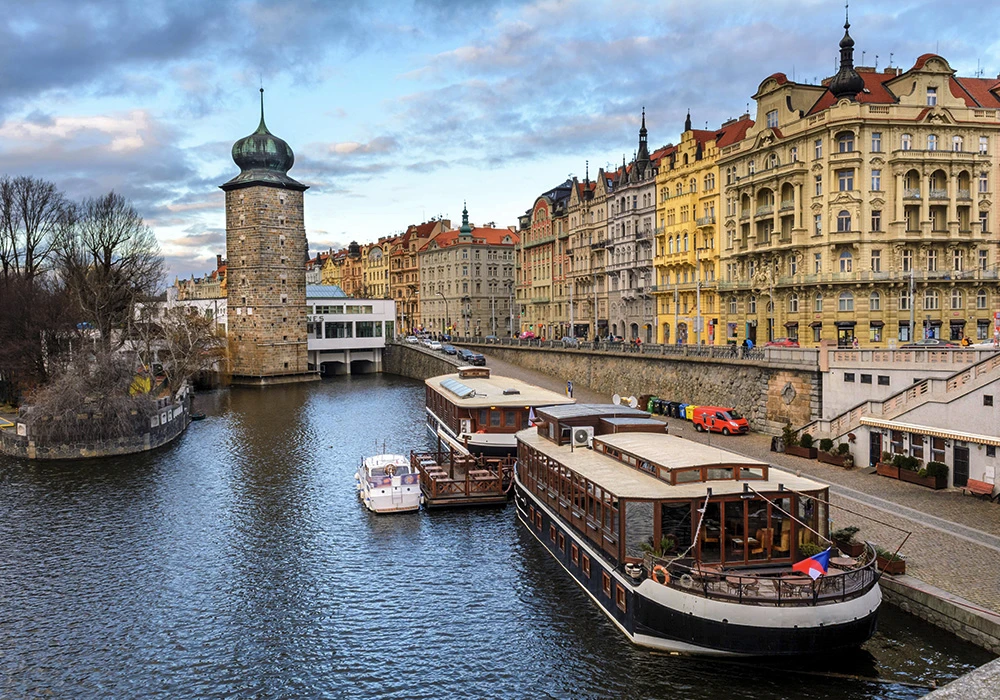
[
  {"left": 612, "top": 394, "right": 621, "bottom": 406},
  {"left": 628, "top": 396, "right": 639, "bottom": 409}
]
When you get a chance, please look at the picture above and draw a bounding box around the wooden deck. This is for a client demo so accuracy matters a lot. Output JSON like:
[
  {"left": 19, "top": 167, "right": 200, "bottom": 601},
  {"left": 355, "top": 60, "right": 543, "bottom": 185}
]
[{"left": 411, "top": 450, "right": 515, "bottom": 508}]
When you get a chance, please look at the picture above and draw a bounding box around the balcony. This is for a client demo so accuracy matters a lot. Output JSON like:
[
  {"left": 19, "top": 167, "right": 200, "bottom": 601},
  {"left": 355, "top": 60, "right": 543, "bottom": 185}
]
[
  {"left": 929, "top": 188, "right": 949, "bottom": 200},
  {"left": 740, "top": 210, "right": 750, "bottom": 220},
  {"left": 696, "top": 215, "right": 716, "bottom": 226},
  {"left": 958, "top": 189, "right": 972, "bottom": 200},
  {"left": 779, "top": 199, "right": 794, "bottom": 211},
  {"left": 590, "top": 239, "right": 610, "bottom": 249},
  {"left": 904, "top": 188, "right": 921, "bottom": 199},
  {"left": 755, "top": 204, "right": 774, "bottom": 217}
]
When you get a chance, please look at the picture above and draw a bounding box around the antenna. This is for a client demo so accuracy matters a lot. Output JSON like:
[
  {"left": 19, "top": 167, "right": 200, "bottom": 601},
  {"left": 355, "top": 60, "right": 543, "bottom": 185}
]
[
  {"left": 889, "top": 52, "right": 894, "bottom": 68},
  {"left": 862, "top": 50, "right": 866, "bottom": 65},
  {"left": 875, "top": 54, "right": 879, "bottom": 71}
]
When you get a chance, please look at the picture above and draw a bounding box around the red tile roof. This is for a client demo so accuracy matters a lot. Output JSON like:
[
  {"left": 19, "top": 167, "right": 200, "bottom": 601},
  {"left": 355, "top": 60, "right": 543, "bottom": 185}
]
[
  {"left": 426, "top": 227, "right": 519, "bottom": 249},
  {"left": 952, "top": 77, "right": 1000, "bottom": 108},
  {"left": 715, "top": 116, "right": 754, "bottom": 148},
  {"left": 807, "top": 70, "right": 897, "bottom": 114}
]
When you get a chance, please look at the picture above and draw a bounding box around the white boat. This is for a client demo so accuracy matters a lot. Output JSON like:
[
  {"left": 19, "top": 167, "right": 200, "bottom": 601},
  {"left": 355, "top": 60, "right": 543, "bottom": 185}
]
[{"left": 355, "top": 453, "right": 422, "bottom": 513}]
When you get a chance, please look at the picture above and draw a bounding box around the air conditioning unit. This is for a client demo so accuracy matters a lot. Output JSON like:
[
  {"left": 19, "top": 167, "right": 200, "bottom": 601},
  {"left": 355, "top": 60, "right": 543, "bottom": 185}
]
[{"left": 572, "top": 426, "right": 595, "bottom": 448}]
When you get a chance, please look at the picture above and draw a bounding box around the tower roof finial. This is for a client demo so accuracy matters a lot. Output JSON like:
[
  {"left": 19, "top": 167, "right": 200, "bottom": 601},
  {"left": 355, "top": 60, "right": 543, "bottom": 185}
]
[{"left": 259, "top": 87, "right": 266, "bottom": 130}]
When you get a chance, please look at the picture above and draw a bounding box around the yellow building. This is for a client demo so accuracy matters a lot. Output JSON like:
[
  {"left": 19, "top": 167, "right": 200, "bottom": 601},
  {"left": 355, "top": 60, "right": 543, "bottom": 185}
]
[
  {"left": 321, "top": 250, "right": 346, "bottom": 288},
  {"left": 718, "top": 23, "right": 1000, "bottom": 347},
  {"left": 363, "top": 238, "right": 392, "bottom": 299}
]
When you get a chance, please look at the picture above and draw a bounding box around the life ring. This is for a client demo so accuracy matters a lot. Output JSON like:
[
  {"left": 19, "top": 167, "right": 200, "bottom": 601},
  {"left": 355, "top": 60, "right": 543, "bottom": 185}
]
[
  {"left": 384, "top": 465, "right": 395, "bottom": 477},
  {"left": 680, "top": 573, "right": 694, "bottom": 589},
  {"left": 651, "top": 565, "right": 670, "bottom": 585}
]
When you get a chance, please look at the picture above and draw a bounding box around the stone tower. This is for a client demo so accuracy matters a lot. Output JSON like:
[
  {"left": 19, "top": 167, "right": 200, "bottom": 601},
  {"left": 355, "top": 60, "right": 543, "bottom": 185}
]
[{"left": 221, "top": 89, "right": 317, "bottom": 384}]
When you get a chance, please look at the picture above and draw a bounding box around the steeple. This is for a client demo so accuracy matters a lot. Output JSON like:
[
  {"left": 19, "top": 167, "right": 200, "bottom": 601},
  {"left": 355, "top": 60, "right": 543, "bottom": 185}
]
[
  {"left": 459, "top": 201, "right": 473, "bottom": 238},
  {"left": 684, "top": 110, "right": 692, "bottom": 132},
  {"left": 829, "top": 4, "right": 864, "bottom": 101},
  {"left": 636, "top": 107, "right": 650, "bottom": 166}
]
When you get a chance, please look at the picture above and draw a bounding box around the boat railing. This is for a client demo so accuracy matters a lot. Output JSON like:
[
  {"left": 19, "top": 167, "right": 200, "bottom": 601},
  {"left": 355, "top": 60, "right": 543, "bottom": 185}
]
[
  {"left": 410, "top": 450, "right": 515, "bottom": 500},
  {"left": 641, "top": 543, "right": 878, "bottom": 607}
]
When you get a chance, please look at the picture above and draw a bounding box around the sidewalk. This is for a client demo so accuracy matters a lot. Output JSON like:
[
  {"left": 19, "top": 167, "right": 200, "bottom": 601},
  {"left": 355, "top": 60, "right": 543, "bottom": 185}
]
[{"left": 482, "top": 350, "right": 1000, "bottom": 615}]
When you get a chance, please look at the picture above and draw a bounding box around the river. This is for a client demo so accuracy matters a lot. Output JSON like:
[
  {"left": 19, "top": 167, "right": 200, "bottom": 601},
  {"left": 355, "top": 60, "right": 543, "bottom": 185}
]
[{"left": 0, "top": 374, "right": 992, "bottom": 699}]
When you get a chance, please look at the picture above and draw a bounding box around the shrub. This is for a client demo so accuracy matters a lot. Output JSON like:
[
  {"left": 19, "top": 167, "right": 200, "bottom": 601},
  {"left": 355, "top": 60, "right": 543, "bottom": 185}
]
[
  {"left": 917, "top": 468, "right": 928, "bottom": 478},
  {"left": 925, "top": 461, "right": 949, "bottom": 479},
  {"left": 819, "top": 438, "right": 834, "bottom": 453},
  {"left": 880, "top": 451, "right": 892, "bottom": 463},
  {"left": 781, "top": 423, "right": 799, "bottom": 448},
  {"left": 798, "top": 542, "right": 824, "bottom": 558},
  {"left": 875, "top": 546, "right": 905, "bottom": 562},
  {"left": 893, "top": 454, "right": 920, "bottom": 471},
  {"left": 832, "top": 526, "right": 860, "bottom": 543},
  {"left": 799, "top": 433, "right": 815, "bottom": 449},
  {"left": 836, "top": 443, "right": 851, "bottom": 456}
]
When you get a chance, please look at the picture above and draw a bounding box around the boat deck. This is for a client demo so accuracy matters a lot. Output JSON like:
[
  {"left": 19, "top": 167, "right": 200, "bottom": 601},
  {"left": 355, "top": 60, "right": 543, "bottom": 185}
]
[{"left": 411, "top": 450, "right": 514, "bottom": 507}]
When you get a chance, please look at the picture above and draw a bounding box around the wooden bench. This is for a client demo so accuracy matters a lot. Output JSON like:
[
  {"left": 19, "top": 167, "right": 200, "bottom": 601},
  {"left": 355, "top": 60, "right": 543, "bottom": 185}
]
[{"left": 963, "top": 479, "right": 997, "bottom": 501}]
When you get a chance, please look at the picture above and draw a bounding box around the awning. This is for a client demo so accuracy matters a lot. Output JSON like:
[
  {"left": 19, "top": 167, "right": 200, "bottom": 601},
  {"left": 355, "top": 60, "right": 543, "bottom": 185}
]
[
  {"left": 860, "top": 417, "right": 1000, "bottom": 447},
  {"left": 927, "top": 320, "right": 943, "bottom": 327},
  {"left": 869, "top": 320, "right": 885, "bottom": 328},
  {"left": 950, "top": 319, "right": 966, "bottom": 326},
  {"left": 810, "top": 321, "right": 823, "bottom": 328},
  {"left": 898, "top": 321, "right": 910, "bottom": 327},
  {"left": 784, "top": 321, "right": 799, "bottom": 328},
  {"left": 835, "top": 321, "right": 856, "bottom": 328}
]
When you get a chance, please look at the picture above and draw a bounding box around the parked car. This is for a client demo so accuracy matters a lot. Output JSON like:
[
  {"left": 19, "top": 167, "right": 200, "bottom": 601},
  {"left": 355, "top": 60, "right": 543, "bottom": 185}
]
[
  {"left": 901, "top": 338, "right": 960, "bottom": 349},
  {"left": 405, "top": 335, "right": 420, "bottom": 344},
  {"left": 441, "top": 344, "right": 457, "bottom": 355},
  {"left": 764, "top": 338, "right": 799, "bottom": 348},
  {"left": 692, "top": 406, "right": 749, "bottom": 435},
  {"left": 441, "top": 334, "right": 452, "bottom": 342},
  {"left": 519, "top": 331, "right": 536, "bottom": 339},
  {"left": 426, "top": 341, "right": 443, "bottom": 351},
  {"left": 456, "top": 348, "right": 473, "bottom": 362},
  {"left": 560, "top": 336, "right": 579, "bottom": 347},
  {"left": 466, "top": 352, "right": 486, "bottom": 366},
  {"left": 485, "top": 335, "right": 499, "bottom": 343}
]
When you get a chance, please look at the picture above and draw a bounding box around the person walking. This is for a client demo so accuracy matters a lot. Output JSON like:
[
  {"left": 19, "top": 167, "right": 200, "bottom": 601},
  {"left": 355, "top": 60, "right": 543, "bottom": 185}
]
[{"left": 852, "top": 336, "right": 860, "bottom": 350}]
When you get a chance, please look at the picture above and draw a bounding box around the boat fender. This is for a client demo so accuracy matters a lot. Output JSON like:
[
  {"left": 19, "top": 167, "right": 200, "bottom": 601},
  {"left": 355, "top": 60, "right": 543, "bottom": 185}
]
[
  {"left": 652, "top": 565, "right": 670, "bottom": 585},
  {"left": 680, "top": 573, "right": 694, "bottom": 589}
]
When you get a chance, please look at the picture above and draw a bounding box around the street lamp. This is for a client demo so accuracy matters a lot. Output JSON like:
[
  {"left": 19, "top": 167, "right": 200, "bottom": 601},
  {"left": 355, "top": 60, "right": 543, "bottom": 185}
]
[{"left": 436, "top": 290, "right": 447, "bottom": 337}]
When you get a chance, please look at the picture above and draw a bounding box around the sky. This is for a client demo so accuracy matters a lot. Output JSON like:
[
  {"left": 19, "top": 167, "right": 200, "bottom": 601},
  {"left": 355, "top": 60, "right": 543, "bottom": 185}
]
[{"left": 3, "top": 0, "right": 1000, "bottom": 281}]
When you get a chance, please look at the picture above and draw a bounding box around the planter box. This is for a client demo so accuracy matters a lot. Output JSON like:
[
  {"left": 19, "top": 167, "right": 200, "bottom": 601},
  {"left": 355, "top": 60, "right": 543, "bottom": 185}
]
[
  {"left": 786, "top": 445, "right": 817, "bottom": 459},
  {"left": 876, "top": 555, "right": 906, "bottom": 575},
  {"left": 898, "top": 469, "right": 947, "bottom": 489},
  {"left": 818, "top": 451, "right": 851, "bottom": 467},
  {"left": 834, "top": 539, "right": 865, "bottom": 558},
  {"left": 876, "top": 462, "right": 900, "bottom": 479}
]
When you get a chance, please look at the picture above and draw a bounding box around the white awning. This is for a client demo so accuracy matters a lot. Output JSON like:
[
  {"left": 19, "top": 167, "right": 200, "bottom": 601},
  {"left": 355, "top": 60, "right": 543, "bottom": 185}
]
[{"left": 860, "top": 416, "right": 1000, "bottom": 447}]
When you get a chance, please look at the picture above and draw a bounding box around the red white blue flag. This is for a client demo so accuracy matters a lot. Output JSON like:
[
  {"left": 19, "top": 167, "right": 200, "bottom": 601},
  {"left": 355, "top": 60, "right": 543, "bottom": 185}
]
[{"left": 792, "top": 548, "right": 831, "bottom": 580}]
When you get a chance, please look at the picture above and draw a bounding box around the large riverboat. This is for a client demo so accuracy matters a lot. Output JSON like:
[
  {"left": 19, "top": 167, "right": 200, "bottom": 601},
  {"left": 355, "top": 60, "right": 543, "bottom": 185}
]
[
  {"left": 514, "top": 404, "right": 882, "bottom": 656},
  {"left": 425, "top": 366, "right": 574, "bottom": 458}
]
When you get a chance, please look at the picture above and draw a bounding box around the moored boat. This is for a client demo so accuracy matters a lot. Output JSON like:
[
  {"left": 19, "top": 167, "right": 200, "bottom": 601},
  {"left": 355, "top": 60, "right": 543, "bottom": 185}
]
[
  {"left": 356, "top": 453, "right": 422, "bottom": 513},
  {"left": 514, "top": 404, "right": 881, "bottom": 656}
]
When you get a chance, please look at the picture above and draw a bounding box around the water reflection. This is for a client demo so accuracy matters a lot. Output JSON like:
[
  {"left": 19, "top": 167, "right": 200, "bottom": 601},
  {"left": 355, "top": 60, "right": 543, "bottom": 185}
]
[{"left": 0, "top": 374, "right": 991, "bottom": 699}]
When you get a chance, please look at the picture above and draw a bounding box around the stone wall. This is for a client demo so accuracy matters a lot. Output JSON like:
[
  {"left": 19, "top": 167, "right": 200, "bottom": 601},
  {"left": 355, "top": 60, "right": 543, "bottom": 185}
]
[
  {"left": 0, "top": 398, "right": 191, "bottom": 461},
  {"left": 383, "top": 344, "right": 461, "bottom": 381},
  {"left": 461, "top": 344, "right": 821, "bottom": 433}
]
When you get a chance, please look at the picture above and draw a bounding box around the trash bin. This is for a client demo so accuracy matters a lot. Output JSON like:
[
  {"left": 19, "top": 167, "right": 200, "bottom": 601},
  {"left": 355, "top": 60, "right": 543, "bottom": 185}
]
[
  {"left": 685, "top": 404, "right": 696, "bottom": 421},
  {"left": 668, "top": 402, "right": 679, "bottom": 418},
  {"left": 678, "top": 403, "right": 688, "bottom": 419}
]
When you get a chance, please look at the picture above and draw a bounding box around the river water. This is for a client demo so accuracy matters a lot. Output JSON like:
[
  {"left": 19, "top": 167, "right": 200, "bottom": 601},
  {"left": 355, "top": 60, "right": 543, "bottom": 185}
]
[{"left": 0, "top": 374, "right": 992, "bottom": 699}]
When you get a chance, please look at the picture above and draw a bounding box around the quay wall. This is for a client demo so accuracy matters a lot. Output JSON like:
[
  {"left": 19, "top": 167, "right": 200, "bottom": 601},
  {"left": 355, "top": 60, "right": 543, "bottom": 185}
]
[
  {"left": 924, "top": 656, "right": 1000, "bottom": 698},
  {"left": 461, "top": 343, "right": 821, "bottom": 434},
  {"left": 0, "top": 396, "right": 191, "bottom": 461},
  {"left": 383, "top": 344, "right": 461, "bottom": 381},
  {"left": 879, "top": 575, "right": 1000, "bottom": 655}
]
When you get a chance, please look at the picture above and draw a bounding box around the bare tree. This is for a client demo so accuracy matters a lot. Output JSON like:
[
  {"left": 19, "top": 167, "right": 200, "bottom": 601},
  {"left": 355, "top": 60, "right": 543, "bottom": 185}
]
[
  {"left": 157, "top": 307, "right": 226, "bottom": 394},
  {"left": 57, "top": 191, "right": 164, "bottom": 351},
  {"left": 0, "top": 175, "right": 71, "bottom": 282}
]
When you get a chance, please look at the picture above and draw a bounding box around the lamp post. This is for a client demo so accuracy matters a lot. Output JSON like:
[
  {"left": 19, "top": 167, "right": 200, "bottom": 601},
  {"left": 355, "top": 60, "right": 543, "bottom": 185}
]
[
  {"left": 695, "top": 244, "right": 711, "bottom": 345},
  {"left": 436, "top": 290, "right": 447, "bottom": 337},
  {"left": 507, "top": 279, "right": 514, "bottom": 337}
]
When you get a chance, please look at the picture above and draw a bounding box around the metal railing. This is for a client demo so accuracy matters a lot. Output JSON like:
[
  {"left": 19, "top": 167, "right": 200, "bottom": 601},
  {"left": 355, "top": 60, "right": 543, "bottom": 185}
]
[{"left": 904, "top": 188, "right": 921, "bottom": 199}]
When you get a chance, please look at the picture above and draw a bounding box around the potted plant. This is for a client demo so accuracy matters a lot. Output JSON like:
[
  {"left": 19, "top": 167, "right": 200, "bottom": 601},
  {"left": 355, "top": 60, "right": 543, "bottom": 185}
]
[
  {"left": 797, "top": 541, "right": 824, "bottom": 558},
  {"left": 640, "top": 535, "right": 677, "bottom": 559},
  {"left": 831, "top": 526, "right": 864, "bottom": 557},
  {"left": 838, "top": 443, "right": 855, "bottom": 469},
  {"left": 876, "top": 451, "right": 900, "bottom": 479},
  {"left": 897, "top": 456, "right": 924, "bottom": 484},
  {"left": 787, "top": 431, "right": 817, "bottom": 459},
  {"left": 780, "top": 423, "right": 797, "bottom": 453},
  {"left": 818, "top": 439, "right": 853, "bottom": 467},
  {"left": 901, "top": 461, "right": 949, "bottom": 489},
  {"left": 875, "top": 546, "right": 906, "bottom": 575}
]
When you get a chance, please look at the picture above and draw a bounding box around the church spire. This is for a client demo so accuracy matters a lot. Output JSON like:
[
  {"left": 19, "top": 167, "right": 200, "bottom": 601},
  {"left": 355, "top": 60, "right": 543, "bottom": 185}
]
[
  {"left": 459, "top": 201, "right": 472, "bottom": 237},
  {"left": 829, "top": 3, "right": 864, "bottom": 101},
  {"left": 636, "top": 107, "right": 650, "bottom": 172},
  {"left": 684, "top": 110, "right": 692, "bottom": 132}
]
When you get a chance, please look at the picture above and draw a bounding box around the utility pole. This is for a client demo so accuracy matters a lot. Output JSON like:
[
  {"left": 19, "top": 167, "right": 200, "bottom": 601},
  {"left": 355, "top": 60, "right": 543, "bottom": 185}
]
[{"left": 491, "top": 292, "right": 496, "bottom": 336}]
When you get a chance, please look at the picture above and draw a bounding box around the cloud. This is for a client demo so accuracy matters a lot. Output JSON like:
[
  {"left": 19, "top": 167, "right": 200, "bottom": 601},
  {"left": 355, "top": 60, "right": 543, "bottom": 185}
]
[{"left": 168, "top": 230, "right": 225, "bottom": 249}]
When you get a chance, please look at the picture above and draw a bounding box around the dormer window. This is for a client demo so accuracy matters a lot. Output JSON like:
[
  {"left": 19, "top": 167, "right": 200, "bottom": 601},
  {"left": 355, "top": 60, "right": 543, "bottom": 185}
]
[
  {"left": 927, "top": 87, "right": 937, "bottom": 106},
  {"left": 766, "top": 109, "right": 778, "bottom": 128}
]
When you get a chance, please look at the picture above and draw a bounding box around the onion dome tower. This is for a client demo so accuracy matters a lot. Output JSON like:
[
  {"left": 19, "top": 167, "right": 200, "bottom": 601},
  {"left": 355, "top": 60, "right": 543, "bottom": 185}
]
[
  {"left": 222, "top": 88, "right": 307, "bottom": 191},
  {"left": 459, "top": 202, "right": 473, "bottom": 240},
  {"left": 829, "top": 10, "right": 864, "bottom": 101}
]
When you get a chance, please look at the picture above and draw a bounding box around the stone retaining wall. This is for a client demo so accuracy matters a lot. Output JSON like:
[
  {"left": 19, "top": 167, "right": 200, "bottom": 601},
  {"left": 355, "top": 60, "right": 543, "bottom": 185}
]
[
  {"left": 461, "top": 344, "right": 821, "bottom": 433},
  {"left": 0, "top": 397, "right": 191, "bottom": 461},
  {"left": 383, "top": 343, "right": 461, "bottom": 381}
]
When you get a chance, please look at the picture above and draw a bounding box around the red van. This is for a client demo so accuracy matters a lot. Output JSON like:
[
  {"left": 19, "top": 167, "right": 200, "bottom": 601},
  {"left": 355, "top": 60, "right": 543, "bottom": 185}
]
[{"left": 692, "top": 406, "right": 749, "bottom": 435}]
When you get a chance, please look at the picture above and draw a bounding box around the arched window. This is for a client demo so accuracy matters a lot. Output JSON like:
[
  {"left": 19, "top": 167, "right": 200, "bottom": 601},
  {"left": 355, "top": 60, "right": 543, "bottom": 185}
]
[
  {"left": 951, "top": 289, "right": 964, "bottom": 310},
  {"left": 690, "top": 177, "right": 697, "bottom": 193},
  {"left": 839, "top": 250, "right": 853, "bottom": 272},
  {"left": 838, "top": 291, "right": 854, "bottom": 311},
  {"left": 837, "top": 131, "right": 854, "bottom": 152},
  {"left": 683, "top": 233, "right": 689, "bottom": 251},
  {"left": 676, "top": 183, "right": 683, "bottom": 196},
  {"left": 814, "top": 292, "right": 823, "bottom": 312},
  {"left": 789, "top": 294, "right": 799, "bottom": 312},
  {"left": 869, "top": 291, "right": 881, "bottom": 311},
  {"left": 837, "top": 210, "right": 852, "bottom": 232},
  {"left": 901, "top": 133, "right": 912, "bottom": 150},
  {"left": 768, "top": 153, "right": 778, "bottom": 169},
  {"left": 978, "top": 289, "right": 988, "bottom": 309},
  {"left": 668, "top": 237, "right": 674, "bottom": 254},
  {"left": 748, "top": 159, "right": 756, "bottom": 174},
  {"left": 749, "top": 296, "right": 757, "bottom": 314},
  {"left": 953, "top": 135, "right": 964, "bottom": 152},
  {"left": 924, "top": 289, "right": 940, "bottom": 310}
]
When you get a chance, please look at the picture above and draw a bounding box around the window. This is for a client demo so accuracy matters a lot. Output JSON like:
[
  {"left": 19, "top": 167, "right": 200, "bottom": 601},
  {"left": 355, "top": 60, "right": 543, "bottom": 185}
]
[
  {"left": 901, "top": 133, "right": 912, "bottom": 150},
  {"left": 582, "top": 554, "right": 591, "bottom": 577},
  {"left": 899, "top": 322, "right": 911, "bottom": 341},
  {"left": 616, "top": 584, "right": 627, "bottom": 612},
  {"left": 844, "top": 373, "right": 855, "bottom": 382},
  {"left": 878, "top": 375, "right": 890, "bottom": 386},
  {"left": 989, "top": 445, "right": 997, "bottom": 458},
  {"left": 978, "top": 289, "right": 988, "bottom": 310},
  {"left": 789, "top": 256, "right": 798, "bottom": 275},
  {"left": 749, "top": 296, "right": 757, "bottom": 314},
  {"left": 927, "top": 134, "right": 938, "bottom": 151},
  {"left": 814, "top": 214, "right": 822, "bottom": 236},
  {"left": 871, "top": 249, "right": 882, "bottom": 272},
  {"left": 902, "top": 249, "right": 912, "bottom": 272},
  {"left": 729, "top": 297, "right": 737, "bottom": 314},
  {"left": 871, "top": 169, "right": 881, "bottom": 191},
  {"left": 980, "top": 172, "right": 989, "bottom": 193},
  {"left": 814, "top": 139, "right": 823, "bottom": 159},
  {"left": 871, "top": 132, "right": 882, "bottom": 152},
  {"left": 813, "top": 325, "right": 822, "bottom": 342},
  {"left": 981, "top": 210, "right": 990, "bottom": 232},
  {"left": 789, "top": 294, "right": 799, "bottom": 312},
  {"left": 927, "top": 86, "right": 937, "bottom": 106},
  {"left": 871, "top": 210, "right": 882, "bottom": 232},
  {"left": 838, "top": 132, "right": 855, "bottom": 152},
  {"left": 954, "top": 249, "right": 964, "bottom": 272},
  {"left": 861, "top": 374, "right": 872, "bottom": 384},
  {"left": 927, "top": 249, "right": 938, "bottom": 272},
  {"left": 870, "top": 324, "right": 883, "bottom": 343},
  {"left": 814, "top": 292, "right": 823, "bottom": 312},
  {"left": 953, "top": 136, "right": 963, "bottom": 152},
  {"left": 951, "top": 289, "right": 964, "bottom": 310},
  {"left": 839, "top": 291, "right": 854, "bottom": 311},
  {"left": 924, "top": 289, "right": 940, "bottom": 310},
  {"left": 814, "top": 174, "right": 823, "bottom": 196},
  {"left": 550, "top": 525, "right": 557, "bottom": 542},
  {"left": 986, "top": 395, "right": 995, "bottom": 407},
  {"left": 748, "top": 160, "right": 755, "bottom": 175},
  {"left": 980, "top": 136, "right": 989, "bottom": 155},
  {"left": 837, "top": 210, "right": 852, "bottom": 232},
  {"left": 767, "top": 109, "right": 779, "bottom": 128},
  {"left": 791, "top": 146, "right": 798, "bottom": 162},
  {"left": 602, "top": 571, "right": 612, "bottom": 597},
  {"left": 839, "top": 250, "right": 853, "bottom": 272},
  {"left": 558, "top": 532, "right": 566, "bottom": 552},
  {"left": 571, "top": 543, "right": 579, "bottom": 566},
  {"left": 870, "top": 292, "right": 881, "bottom": 311},
  {"left": 838, "top": 169, "right": 854, "bottom": 191},
  {"left": 814, "top": 254, "right": 822, "bottom": 274},
  {"left": 900, "top": 290, "right": 912, "bottom": 311}
]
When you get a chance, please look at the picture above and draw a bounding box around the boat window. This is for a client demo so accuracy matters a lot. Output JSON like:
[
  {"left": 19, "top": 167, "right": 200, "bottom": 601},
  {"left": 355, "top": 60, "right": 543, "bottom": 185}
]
[
  {"left": 623, "top": 501, "right": 655, "bottom": 560},
  {"left": 725, "top": 500, "right": 746, "bottom": 565},
  {"left": 660, "top": 502, "right": 693, "bottom": 556},
  {"left": 490, "top": 411, "right": 501, "bottom": 428},
  {"left": 771, "top": 497, "right": 792, "bottom": 559},
  {"left": 674, "top": 468, "right": 701, "bottom": 484},
  {"left": 740, "top": 467, "right": 765, "bottom": 480},
  {"left": 479, "top": 409, "right": 488, "bottom": 426},
  {"left": 505, "top": 411, "right": 517, "bottom": 427},
  {"left": 796, "top": 494, "right": 820, "bottom": 554},
  {"left": 705, "top": 467, "right": 733, "bottom": 480},
  {"left": 700, "top": 502, "right": 722, "bottom": 563},
  {"left": 747, "top": 499, "right": 770, "bottom": 561}
]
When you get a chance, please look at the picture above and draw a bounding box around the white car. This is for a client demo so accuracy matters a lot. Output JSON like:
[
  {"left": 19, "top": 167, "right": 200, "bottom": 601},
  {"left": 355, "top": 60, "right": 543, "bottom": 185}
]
[
  {"left": 405, "top": 336, "right": 420, "bottom": 344},
  {"left": 426, "top": 341, "right": 443, "bottom": 351}
]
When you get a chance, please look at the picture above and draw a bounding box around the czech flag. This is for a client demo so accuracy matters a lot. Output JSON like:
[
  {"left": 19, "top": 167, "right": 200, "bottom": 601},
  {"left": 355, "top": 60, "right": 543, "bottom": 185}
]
[{"left": 792, "top": 548, "right": 831, "bottom": 580}]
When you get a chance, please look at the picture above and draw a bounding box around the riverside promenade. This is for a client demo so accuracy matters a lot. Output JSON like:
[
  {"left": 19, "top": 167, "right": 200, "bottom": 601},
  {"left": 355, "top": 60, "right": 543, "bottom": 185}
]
[{"left": 482, "top": 350, "right": 1000, "bottom": 654}]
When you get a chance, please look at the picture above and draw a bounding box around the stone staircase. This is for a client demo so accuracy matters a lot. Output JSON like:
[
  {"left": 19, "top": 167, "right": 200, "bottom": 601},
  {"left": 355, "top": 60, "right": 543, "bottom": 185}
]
[{"left": 800, "top": 352, "right": 1000, "bottom": 440}]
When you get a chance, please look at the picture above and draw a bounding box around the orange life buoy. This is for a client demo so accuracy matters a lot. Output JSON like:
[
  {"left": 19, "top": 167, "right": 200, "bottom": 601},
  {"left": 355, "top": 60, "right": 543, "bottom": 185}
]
[{"left": 652, "top": 565, "right": 670, "bottom": 585}]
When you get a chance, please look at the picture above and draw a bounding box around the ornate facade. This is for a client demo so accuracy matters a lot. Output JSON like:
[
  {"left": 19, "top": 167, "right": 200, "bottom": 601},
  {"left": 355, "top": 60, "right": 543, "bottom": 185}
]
[{"left": 517, "top": 180, "right": 572, "bottom": 338}]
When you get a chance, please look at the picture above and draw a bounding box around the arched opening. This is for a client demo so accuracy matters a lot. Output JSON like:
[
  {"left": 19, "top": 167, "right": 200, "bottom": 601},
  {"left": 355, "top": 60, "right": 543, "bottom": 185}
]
[
  {"left": 350, "top": 359, "right": 376, "bottom": 375},
  {"left": 662, "top": 323, "right": 671, "bottom": 344},
  {"left": 677, "top": 322, "right": 688, "bottom": 344},
  {"left": 630, "top": 323, "right": 639, "bottom": 340},
  {"left": 321, "top": 361, "right": 349, "bottom": 377}
]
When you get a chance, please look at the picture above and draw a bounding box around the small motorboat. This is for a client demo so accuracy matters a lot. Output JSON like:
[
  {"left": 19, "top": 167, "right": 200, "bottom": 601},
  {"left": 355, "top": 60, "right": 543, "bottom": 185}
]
[{"left": 355, "top": 454, "right": 422, "bottom": 514}]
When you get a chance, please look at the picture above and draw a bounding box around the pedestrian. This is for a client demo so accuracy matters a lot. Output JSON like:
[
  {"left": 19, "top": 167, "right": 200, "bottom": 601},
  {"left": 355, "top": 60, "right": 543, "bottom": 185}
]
[
  {"left": 566, "top": 380, "right": 573, "bottom": 398},
  {"left": 852, "top": 336, "right": 859, "bottom": 350}
]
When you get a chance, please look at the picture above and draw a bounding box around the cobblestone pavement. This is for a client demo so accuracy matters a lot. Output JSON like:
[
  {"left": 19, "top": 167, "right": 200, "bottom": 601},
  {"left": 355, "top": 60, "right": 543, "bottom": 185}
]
[{"left": 481, "top": 351, "right": 1000, "bottom": 615}]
